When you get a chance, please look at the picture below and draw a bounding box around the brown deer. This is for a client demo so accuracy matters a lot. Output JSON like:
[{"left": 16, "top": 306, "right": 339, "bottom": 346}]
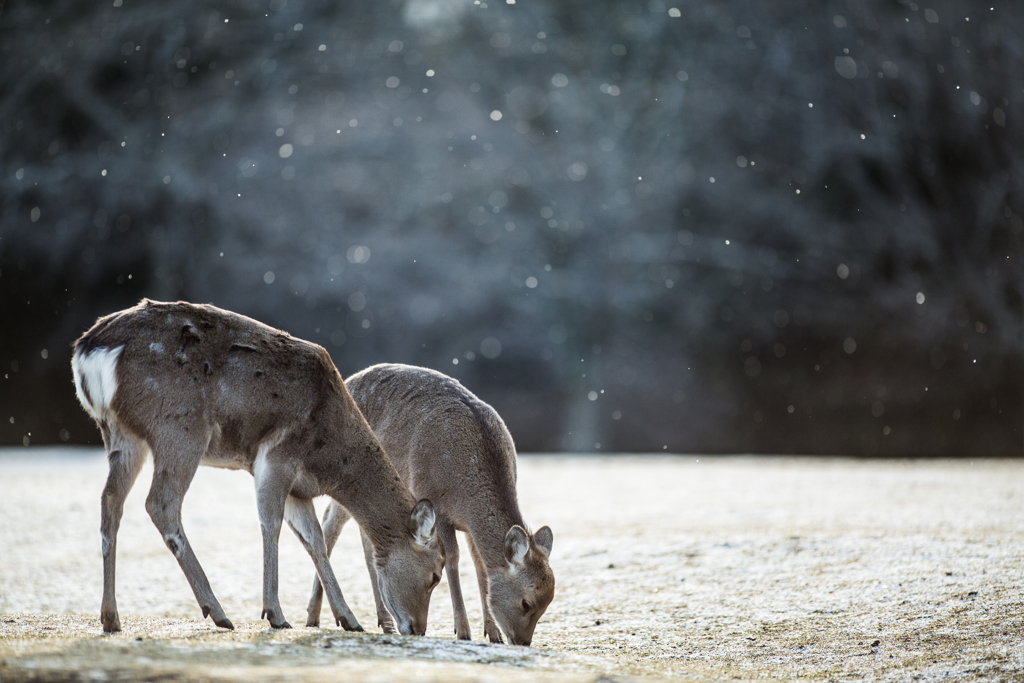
[
  {"left": 71, "top": 300, "right": 445, "bottom": 634},
  {"left": 306, "top": 363, "right": 554, "bottom": 646}
]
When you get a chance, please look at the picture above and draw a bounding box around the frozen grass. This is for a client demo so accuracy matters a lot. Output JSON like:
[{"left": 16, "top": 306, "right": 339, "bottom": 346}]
[{"left": 1, "top": 449, "right": 1022, "bottom": 681}]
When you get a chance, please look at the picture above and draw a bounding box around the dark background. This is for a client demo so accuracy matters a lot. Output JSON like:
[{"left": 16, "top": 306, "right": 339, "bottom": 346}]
[{"left": 2, "top": 0, "right": 1022, "bottom": 455}]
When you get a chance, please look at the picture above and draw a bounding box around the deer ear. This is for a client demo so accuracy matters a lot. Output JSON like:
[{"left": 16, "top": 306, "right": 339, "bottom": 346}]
[
  {"left": 408, "top": 499, "right": 436, "bottom": 545},
  {"left": 504, "top": 525, "right": 530, "bottom": 566},
  {"left": 533, "top": 526, "right": 553, "bottom": 557}
]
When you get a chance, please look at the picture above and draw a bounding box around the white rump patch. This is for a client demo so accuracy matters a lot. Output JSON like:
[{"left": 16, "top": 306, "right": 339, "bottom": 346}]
[{"left": 73, "top": 346, "right": 124, "bottom": 420}]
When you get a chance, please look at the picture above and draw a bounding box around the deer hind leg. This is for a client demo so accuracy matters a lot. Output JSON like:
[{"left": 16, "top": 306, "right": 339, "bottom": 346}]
[
  {"left": 437, "top": 521, "right": 472, "bottom": 640},
  {"left": 99, "top": 424, "right": 146, "bottom": 633},
  {"left": 305, "top": 501, "right": 350, "bottom": 627},
  {"left": 145, "top": 430, "right": 233, "bottom": 630},
  {"left": 467, "top": 535, "right": 503, "bottom": 643},
  {"left": 360, "top": 530, "right": 396, "bottom": 633},
  {"left": 285, "top": 496, "right": 362, "bottom": 631}
]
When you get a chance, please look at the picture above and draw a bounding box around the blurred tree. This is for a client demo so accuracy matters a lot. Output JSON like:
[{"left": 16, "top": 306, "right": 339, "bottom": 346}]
[{"left": 1, "top": 0, "right": 1022, "bottom": 454}]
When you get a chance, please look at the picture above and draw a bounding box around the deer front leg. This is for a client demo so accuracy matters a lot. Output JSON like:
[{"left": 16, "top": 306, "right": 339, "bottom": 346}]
[
  {"left": 360, "top": 530, "right": 396, "bottom": 633},
  {"left": 437, "top": 521, "right": 472, "bottom": 640},
  {"left": 467, "top": 535, "right": 503, "bottom": 643},
  {"left": 284, "top": 496, "right": 362, "bottom": 631},
  {"left": 99, "top": 442, "right": 145, "bottom": 633},
  {"left": 306, "top": 501, "right": 350, "bottom": 627},
  {"left": 146, "top": 446, "right": 233, "bottom": 630},
  {"left": 253, "top": 459, "right": 294, "bottom": 629}
]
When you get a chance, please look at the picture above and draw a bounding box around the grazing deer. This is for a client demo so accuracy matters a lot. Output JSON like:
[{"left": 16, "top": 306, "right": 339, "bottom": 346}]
[
  {"left": 71, "top": 300, "right": 444, "bottom": 634},
  {"left": 307, "top": 363, "right": 554, "bottom": 646}
]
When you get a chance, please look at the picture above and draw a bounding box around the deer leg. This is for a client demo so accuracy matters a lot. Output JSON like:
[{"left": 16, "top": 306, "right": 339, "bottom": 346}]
[
  {"left": 253, "top": 458, "right": 295, "bottom": 629},
  {"left": 437, "top": 521, "right": 471, "bottom": 640},
  {"left": 360, "top": 530, "right": 396, "bottom": 633},
  {"left": 284, "top": 496, "right": 362, "bottom": 631},
  {"left": 467, "top": 535, "right": 503, "bottom": 643},
  {"left": 98, "top": 431, "right": 146, "bottom": 633},
  {"left": 145, "top": 439, "right": 233, "bottom": 630},
  {"left": 306, "top": 501, "right": 350, "bottom": 627}
]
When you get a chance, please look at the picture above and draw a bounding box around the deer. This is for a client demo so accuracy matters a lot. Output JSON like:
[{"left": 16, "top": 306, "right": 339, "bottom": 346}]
[
  {"left": 306, "top": 363, "right": 555, "bottom": 646},
  {"left": 71, "top": 300, "right": 445, "bottom": 635}
]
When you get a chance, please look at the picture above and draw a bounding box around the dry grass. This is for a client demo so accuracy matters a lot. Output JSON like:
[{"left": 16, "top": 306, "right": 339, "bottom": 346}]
[{"left": 2, "top": 450, "right": 1022, "bottom": 681}]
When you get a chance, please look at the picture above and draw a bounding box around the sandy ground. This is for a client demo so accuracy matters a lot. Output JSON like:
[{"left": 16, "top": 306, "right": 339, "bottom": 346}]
[{"left": 0, "top": 449, "right": 1022, "bottom": 682}]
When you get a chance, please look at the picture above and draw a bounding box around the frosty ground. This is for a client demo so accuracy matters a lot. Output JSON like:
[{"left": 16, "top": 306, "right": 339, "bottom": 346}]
[{"left": 1, "top": 450, "right": 1021, "bottom": 682}]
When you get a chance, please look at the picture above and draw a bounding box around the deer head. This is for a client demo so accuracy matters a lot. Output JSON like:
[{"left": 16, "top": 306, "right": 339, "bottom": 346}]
[
  {"left": 487, "top": 525, "right": 555, "bottom": 646},
  {"left": 374, "top": 499, "right": 445, "bottom": 635}
]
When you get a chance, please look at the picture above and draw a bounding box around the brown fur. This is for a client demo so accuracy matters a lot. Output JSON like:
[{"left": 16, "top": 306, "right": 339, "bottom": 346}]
[
  {"left": 72, "top": 300, "right": 444, "bottom": 634},
  {"left": 307, "top": 363, "right": 555, "bottom": 645}
]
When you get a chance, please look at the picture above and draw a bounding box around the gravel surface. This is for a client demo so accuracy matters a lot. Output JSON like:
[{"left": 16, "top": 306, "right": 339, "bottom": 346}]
[{"left": 1, "top": 449, "right": 1022, "bottom": 681}]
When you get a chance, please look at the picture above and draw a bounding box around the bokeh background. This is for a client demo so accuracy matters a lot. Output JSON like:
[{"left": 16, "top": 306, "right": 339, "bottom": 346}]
[{"left": 1, "top": 0, "right": 1022, "bottom": 455}]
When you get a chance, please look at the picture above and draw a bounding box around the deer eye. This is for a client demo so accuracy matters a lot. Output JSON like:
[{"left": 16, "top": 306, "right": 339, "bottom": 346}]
[
  {"left": 430, "top": 573, "right": 441, "bottom": 588},
  {"left": 521, "top": 599, "right": 531, "bottom": 613}
]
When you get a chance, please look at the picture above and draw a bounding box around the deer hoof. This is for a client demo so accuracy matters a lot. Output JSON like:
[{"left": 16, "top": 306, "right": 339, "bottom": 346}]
[
  {"left": 337, "top": 616, "right": 364, "bottom": 632},
  {"left": 101, "top": 611, "right": 121, "bottom": 633},
  {"left": 262, "top": 608, "right": 291, "bottom": 629},
  {"left": 214, "top": 617, "right": 234, "bottom": 630}
]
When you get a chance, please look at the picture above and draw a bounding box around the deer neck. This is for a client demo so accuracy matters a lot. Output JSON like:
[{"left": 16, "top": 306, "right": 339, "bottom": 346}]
[
  {"left": 326, "top": 401, "right": 418, "bottom": 553},
  {"left": 466, "top": 497, "right": 527, "bottom": 571}
]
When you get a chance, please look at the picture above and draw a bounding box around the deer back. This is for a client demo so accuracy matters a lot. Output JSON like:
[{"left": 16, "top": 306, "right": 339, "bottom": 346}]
[
  {"left": 76, "top": 301, "right": 355, "bottom": 469},
  {"left": 345, "top": 363, "right": 520, "bottom": 518}
]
